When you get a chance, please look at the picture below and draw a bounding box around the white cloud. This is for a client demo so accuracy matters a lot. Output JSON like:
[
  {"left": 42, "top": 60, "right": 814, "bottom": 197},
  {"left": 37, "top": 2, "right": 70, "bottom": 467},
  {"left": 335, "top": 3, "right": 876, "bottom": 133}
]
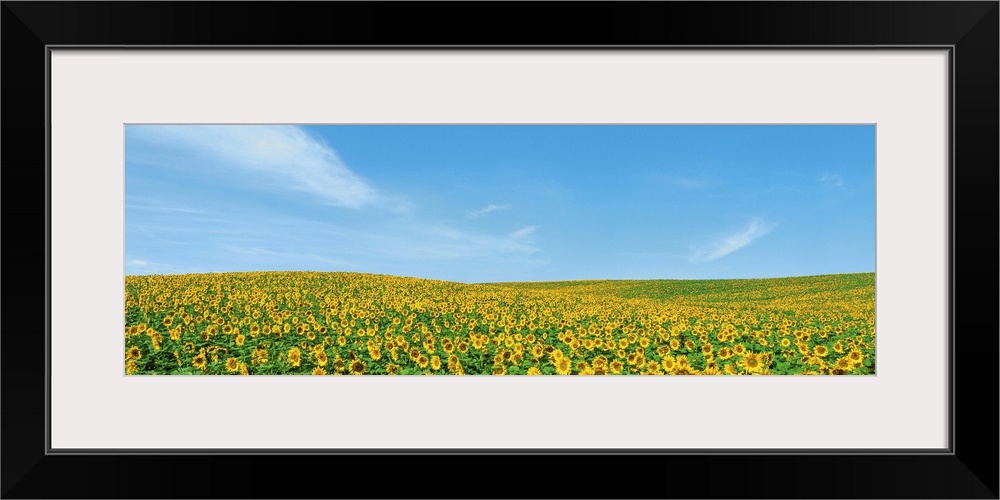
[
  {"left": 690, "top": 218, "right": 777, "bottom": 263},
  {"left": 508, "top": 226, "right": 537, "bottom": 239},
  {"left": 128, "top": 125, "right": 384, "bottom": 209},
  {"left": 469, "top": 203, "right": 511, "bottom": 218},
  {"left": 818, "top": 173, "right": 845, "bottom": 188},
  {"left": 125, "top": 257, "right": 185, "bottom": 275},
  {"left": 220, "top": 246, "right": 354, "bottom": 268},
  {"left": 218, "top": 215, "right": 540, "bottom": 264},
  {"left": 367, "top": 224, "right": 538, "bottom": 260}
]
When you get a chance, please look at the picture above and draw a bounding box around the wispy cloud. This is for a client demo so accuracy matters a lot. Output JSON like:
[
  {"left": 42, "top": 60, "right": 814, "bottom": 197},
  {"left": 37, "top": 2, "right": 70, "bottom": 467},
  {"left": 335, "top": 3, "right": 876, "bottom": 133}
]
[
  {"left": 398, "top": 225, "right": 539, "bottom": 259},
  {"left": 220, "top": 245, "right": 355, "bottom": 268},
  {"left": 469, "top": 203, "right": 511, "bottom": 218},
  {"left": 818, "top": 173, "right": 845, "bottom": 188},
  {"left": 215, "top": 213, "right": 540, "bottom": 263},
  {"left": 690, "top": 218, "right": 777, "bottom": 263},
  {"left": 128, "top": 125, "right": 388, "bottom": 210},
  {"left": 508, "top": 226, "right": 537, "bottom": 239},
  {"left": 125, "top": 257, "right": 184, "bottom": 275}
]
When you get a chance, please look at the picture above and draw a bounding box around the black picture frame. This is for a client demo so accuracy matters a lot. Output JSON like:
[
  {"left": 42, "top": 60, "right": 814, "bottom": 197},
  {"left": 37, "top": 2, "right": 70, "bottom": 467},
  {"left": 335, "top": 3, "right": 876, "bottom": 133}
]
[{"left": 3, "top": 2, "right": 996, "bottom": 498}]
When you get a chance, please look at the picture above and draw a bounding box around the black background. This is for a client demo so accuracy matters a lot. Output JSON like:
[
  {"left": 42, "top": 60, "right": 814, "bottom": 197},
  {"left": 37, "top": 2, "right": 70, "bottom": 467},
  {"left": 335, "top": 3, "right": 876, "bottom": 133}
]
[{"left": 2, "top": 2, "right": 997, "bottom": 498}]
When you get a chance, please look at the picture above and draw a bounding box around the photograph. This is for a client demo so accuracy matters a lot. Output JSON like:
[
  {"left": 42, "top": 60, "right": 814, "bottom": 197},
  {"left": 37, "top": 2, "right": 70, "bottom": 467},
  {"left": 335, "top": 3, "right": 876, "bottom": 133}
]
[
  {"left": 3, "top": 0, "right": 995, "bottom": 497},
  {"left": 124, "top": 124, "right": 875, "bottom": 376}
]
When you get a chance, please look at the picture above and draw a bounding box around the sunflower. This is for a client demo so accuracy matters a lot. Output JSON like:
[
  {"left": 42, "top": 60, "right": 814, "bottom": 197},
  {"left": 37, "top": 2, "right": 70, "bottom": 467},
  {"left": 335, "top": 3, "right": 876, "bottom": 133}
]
[
  {"left": 287, "top": 347, "right": 302, "bottom": 367},
  {"left": 555, "top": 357, "right": 572, "bottom": 375},
  {"left": 834, "top": 357, "right": 852, "bottom": 370},
  {"left": 471, "top": 336, "right": 485, "bottom": 350},
  {"left": 669, "top": 339, "right": 681, "bottom": 350},
  {"left": 225, "top": 357, "right": 240, "bottom": 372},
  {"left": 332, "top": 358, "right": 346, "bottom": 373},
  {"left": 251, "top": 347, "right": 269, "bottom": 365},
  {"left": 738, "top": 353, "right": 764, "bottom": 374},
  {"left": 847, "top": 350, "right": 864, "bottom": 366},
  {"left": 235, "top": 334, "right": 246, "bottom": 347},
  {"left": 549, "top": 349, "right": 564, "bottom": 363},
  {"left": 430, "top": 356, "right": 442, "bottom": 371},
  {"left": 349, "top": 359, "right": 366, "bottom": 375},
  {"left": 386, "top": 363, "right": 400, "bottom": 375},
  {"left": 126, "top": 346, "right": 142, "bottom": 361},
  {"left": 311, "top": 367, "right": 326, "bottom": 375},
  {"left": 609, "top": 360, "right": 624, "bottom": 374},
  {"left": 814, "top": 345, "right": 829, "bottom": 357},
  {"left": 591, "top": 355, "right": 608, "bottom": 369},
  {"left": 645, "top": 361, "right": 663, "bottom": 375},
  {"left": 527, "top": 366, "right": 542, "bottom": 375},
  {"left": 125, "top": 360, "right": 139, "bottom": 375},
  {"left": 447, "top": 360, "right": 464, "bottom": 375},
  {"left": 625, "top": 352, "right": 638, "bottom": 366},
  {"left": 701, "top": 365, "right": 722, "bottom": 375},
  {"left": 315, "top": 351, "right": 329, "bottom": 367},
  {"left": 239, "top": 362, "right": 249, "bottom": 375},
  {"left": 661, "top": 356, "right": 677, "bottom": 373},
  {"left": 529, "top": 344, "right": 544, "bottom": 359},
  {"left": 192, "top": 353, "right": 208, "bottom": 370},
  {"left": 416, "top": 355, "right": 429, "bottom": 369},
  {"left": 673, "top": 364, "right": 697, "bottom": 375},
  {"left": 149, "top": 331, "right": 162, "bottom": 350}
]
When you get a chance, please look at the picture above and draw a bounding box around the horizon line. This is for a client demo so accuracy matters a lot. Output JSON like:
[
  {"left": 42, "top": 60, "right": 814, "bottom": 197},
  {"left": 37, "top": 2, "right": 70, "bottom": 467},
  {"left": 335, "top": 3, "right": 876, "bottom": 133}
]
[{"left": 124, "top": 269, "right": 876, "bottom": 285}]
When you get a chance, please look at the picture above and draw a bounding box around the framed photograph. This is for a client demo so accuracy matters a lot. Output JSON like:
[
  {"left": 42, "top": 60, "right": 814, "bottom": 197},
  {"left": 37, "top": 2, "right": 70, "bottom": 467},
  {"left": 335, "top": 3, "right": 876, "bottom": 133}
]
[{"left": 3, "top": 2, "right": 996, "bottom": 498}]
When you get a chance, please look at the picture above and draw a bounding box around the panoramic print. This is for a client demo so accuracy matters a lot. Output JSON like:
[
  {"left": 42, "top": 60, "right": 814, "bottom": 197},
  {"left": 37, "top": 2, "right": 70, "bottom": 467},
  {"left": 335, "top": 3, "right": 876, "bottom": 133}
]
[{"left": 124, "top": 124, "right": 875, "bottom": 375}]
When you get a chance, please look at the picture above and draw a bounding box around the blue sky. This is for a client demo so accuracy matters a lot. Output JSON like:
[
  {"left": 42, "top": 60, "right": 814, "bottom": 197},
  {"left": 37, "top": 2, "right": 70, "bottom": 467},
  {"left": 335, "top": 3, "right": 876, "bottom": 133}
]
[{"left": 125, "top": 125, "right": 875, "bottom": 283}]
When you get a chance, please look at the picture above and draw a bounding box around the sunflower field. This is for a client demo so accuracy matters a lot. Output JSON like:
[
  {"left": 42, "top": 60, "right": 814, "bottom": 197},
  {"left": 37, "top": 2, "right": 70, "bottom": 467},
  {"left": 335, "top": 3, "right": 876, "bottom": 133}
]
[{"left": 124, "top": 271, "right": 875, "bottom": 375}]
